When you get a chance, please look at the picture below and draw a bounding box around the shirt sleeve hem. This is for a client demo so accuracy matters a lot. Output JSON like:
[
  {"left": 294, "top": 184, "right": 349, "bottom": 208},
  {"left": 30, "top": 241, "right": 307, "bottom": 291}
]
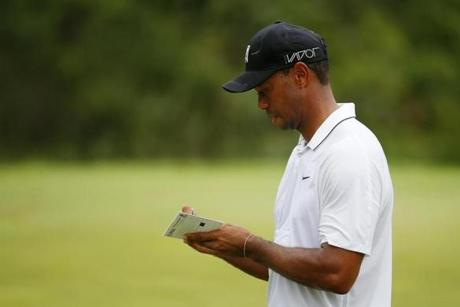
[{"left": 320, "top": 237, "right": 372, "bottom": 256}]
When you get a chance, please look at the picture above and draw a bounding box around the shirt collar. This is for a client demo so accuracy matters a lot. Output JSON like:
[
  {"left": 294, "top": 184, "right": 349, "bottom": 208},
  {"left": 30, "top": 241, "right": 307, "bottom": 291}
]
[{"left": 302, "top": 103, "right": 356, "bottom": 151}]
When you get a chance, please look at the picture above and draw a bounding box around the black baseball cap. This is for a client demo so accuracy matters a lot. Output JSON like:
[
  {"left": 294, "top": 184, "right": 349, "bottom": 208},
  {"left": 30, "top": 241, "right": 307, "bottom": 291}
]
[{"left": 223, "top": 21, "right": 328, "bottom": 93}]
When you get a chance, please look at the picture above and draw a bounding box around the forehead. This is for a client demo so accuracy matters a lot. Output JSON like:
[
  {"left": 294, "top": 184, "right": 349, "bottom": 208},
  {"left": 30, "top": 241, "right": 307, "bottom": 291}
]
[{"left": 255, "top": 71, "right": 283, "bottom": 92}]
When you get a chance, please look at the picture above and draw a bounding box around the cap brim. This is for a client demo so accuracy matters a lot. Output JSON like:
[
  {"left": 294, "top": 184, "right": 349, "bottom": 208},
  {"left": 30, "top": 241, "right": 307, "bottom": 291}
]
[{"left": 222, "top": 69, "right": 279, "bottom": 93}]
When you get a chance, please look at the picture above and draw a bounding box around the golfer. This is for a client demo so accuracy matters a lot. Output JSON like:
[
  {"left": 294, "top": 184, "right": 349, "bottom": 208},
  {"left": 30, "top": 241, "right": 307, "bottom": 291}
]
[{"left": 184, "top": 21, "right": 393, "bottom": 307}]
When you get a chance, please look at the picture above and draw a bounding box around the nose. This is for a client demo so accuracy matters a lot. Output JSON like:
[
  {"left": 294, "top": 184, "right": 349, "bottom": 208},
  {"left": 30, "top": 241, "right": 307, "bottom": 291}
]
[{"left": 258, "top": 97, "right": 269, "bottom": 110}]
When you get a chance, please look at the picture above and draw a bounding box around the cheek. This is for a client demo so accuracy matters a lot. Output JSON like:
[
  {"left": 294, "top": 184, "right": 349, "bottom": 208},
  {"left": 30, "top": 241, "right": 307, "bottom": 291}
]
[{"left": 287, "top": 90, "right": 303, "bottom": 113}]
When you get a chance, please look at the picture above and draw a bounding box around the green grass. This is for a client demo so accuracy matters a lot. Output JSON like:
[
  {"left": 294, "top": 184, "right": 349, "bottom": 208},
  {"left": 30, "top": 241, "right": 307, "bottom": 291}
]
[{"left": 1, "top": 161, "right": 459, "bottom": 306}]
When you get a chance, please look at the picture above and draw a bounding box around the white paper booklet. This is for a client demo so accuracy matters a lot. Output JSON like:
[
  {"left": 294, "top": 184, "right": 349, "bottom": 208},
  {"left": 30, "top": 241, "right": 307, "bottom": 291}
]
[{"left": 164, "top": 212, "right": 224, "bottom": 239}]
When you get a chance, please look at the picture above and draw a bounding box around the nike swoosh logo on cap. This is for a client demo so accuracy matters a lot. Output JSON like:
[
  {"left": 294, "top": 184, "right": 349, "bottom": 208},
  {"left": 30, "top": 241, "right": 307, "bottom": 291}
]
[
  {"left": 302, "top": 176, "right": 311, "bottom": 180},
  {"left": 251, "top": 49, "right": 261, "bottom": 55}
]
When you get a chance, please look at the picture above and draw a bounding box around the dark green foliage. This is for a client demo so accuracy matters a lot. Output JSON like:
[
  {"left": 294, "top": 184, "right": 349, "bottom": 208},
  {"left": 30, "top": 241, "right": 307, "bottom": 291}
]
[{"left": 1, "top": 1, "right": 459, "bottom": 161}]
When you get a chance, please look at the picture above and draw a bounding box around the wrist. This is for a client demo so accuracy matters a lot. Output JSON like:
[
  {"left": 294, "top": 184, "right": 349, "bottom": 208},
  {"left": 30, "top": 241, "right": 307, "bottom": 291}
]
[
  {"left": 243, "top": 233, "right": 254, "bottom": 258},
  {"left": 244, "top": 234, "right": 265, "bottom": 261},
  {"left": 245, "top": 235, "right": 271, "bottom": 264}
]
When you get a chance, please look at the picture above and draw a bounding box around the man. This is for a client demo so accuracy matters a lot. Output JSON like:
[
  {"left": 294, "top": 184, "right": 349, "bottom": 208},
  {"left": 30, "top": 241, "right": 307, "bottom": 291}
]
[{"left": 183, "top": 21, "right": 393, "bottom": 307}]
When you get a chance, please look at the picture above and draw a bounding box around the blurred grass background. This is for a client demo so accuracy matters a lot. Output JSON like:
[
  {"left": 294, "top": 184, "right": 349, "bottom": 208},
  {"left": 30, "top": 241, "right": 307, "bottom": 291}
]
[{"left": 1, "top": 161, "right": 459, "bottom": 306}]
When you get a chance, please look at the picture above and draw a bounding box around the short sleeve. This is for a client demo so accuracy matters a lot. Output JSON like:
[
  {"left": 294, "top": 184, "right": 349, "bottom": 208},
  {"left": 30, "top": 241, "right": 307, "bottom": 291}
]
[{"left": 318, "top": 139, "right": 381, "bottom": 255}]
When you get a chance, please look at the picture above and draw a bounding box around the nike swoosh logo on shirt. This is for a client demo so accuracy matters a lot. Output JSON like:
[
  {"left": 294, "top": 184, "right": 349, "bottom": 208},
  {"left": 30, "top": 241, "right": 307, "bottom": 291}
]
[{"left": 302, "top": 176, "right": 311, "bottom": 180}]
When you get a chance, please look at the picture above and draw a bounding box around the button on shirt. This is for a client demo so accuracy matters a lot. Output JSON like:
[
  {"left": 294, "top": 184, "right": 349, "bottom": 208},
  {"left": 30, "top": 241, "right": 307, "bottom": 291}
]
[{"left": 267, "top": 103, "right": 393, "bottom": 307}]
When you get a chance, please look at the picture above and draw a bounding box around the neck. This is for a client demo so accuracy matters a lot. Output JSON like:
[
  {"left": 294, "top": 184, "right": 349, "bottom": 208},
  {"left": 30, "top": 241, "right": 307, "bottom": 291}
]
[{"left": 298, "top": 83, "right": 338, "bottom": 142}]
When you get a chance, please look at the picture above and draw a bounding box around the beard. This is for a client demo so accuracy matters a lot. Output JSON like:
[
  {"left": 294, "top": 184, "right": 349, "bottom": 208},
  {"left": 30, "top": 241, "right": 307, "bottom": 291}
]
[{"left": 271, "top": 115, "right": 297, "bottom": 130}]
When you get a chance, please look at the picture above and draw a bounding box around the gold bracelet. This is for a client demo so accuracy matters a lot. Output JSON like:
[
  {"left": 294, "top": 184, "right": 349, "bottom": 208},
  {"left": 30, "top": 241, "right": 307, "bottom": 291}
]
[{"left": 243, "top": 234, "right": 254, "bottom": 258}]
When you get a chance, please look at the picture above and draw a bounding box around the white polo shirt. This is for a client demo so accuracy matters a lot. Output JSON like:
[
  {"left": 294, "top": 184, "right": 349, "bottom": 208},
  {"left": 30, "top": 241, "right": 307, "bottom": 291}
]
[{"left": 267, "top": 103, "right": 393, "bottom": 307}]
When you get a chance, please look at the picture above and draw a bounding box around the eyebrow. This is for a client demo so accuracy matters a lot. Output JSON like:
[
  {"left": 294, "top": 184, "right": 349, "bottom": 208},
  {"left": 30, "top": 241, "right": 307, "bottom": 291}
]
[{"left": 256, "top": 83, "right": 271, "bottom": 93}]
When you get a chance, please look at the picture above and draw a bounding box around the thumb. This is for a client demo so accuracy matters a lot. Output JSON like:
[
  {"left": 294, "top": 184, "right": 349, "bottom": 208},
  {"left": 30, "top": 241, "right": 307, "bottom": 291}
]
[{"left": 182, "top": 205, "right": 194, "bottom": 215}]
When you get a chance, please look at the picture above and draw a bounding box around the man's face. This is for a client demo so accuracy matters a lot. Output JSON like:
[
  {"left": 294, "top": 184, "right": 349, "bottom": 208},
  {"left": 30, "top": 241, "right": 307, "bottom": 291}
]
[{"left": 255, "top": 70, "right": 303, "bottom": 130}]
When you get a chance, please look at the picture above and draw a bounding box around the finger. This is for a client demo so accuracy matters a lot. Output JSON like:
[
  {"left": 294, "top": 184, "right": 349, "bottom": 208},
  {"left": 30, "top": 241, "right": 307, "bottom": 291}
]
[
  {"left": 188, "top": 241, "right": 217, "bottom": 255},
  {"left": 186, "top": 229, "right": 220, "bottom": 242},
  {"left": 182, "top": 205, "right": 194, "bottom": 215}
]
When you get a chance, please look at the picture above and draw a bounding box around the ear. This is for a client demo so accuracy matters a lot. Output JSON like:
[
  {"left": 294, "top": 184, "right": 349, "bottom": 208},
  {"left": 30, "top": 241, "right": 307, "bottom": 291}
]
[{"left": 292, "top": 62, "right": 310, "bottom": 88}]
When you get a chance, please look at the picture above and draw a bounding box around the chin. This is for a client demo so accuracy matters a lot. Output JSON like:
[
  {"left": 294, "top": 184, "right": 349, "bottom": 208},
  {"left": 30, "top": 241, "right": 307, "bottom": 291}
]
[
  {"left": 272, "top": 116, "right": 295, "bottom": 130},
  {"left": 281, "top": 121, "right": 296, "bottom": 130},
  {"left": 273, "top": 119, "right": 286, "bottom": 129}
]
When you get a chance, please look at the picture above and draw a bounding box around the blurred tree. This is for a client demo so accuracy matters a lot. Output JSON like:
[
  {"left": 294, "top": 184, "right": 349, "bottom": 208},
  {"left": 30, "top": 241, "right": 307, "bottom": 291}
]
[{"left": 0, "top": 0, "right": 459, "bottom": 161}]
